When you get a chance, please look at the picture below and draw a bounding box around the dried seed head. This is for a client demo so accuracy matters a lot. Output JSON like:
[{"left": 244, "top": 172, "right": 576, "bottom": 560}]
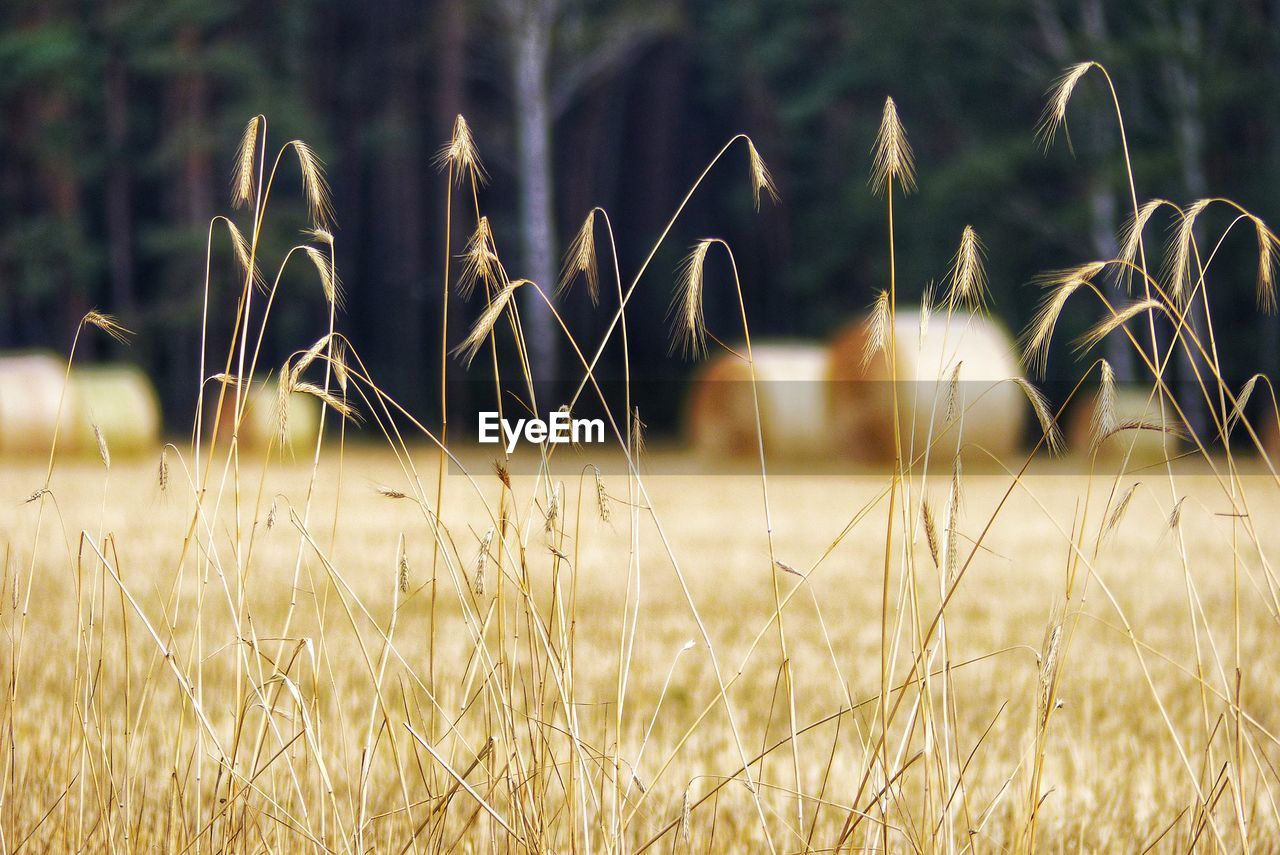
[
  {"left": 92, "top": 423, "right": 110, "bottom": 470},
  {"left": 398, "top": 552, "right": 409, "bottom": 594},
  {"left": 375, "top": 484, "right": 409, "bottom": 500},
  {"left": 774, "top": 559, "right": 803, "bottom": 577},
  {"left": 944, "top": 361, "right": 963, "bottom": 424},
  {"left": 289, "top": 140, "right": 334, "bottom": 227},
  {"left": 224, "top": 219, "right": 262, "bottom": 290},
  {"left": 545, "top": 483, "right": 561, "bottom": 534},
  {"left": 1253, "top": 216, "right": 1278, "bottom": 313},
  {"left": 1090, "top": 359, "right": 1118, "bottom": 452},
  {"left": 303, "top": 245, "right": 343, "bottom": 309},
  {"left": 266, "top": 499, "right": 278, "bottom": 530},
  {"left": 593, "top": 466, "right": 610, "bottom": 523},
  {"left": 331, "top": 339, "right": 349, "bottom": 394},
  {"left": 1228, "top": 374, "right": 1261, "bottom": 434},
  {"left": 558, "top": 210, "right": 600, "bottom": 304},
  {"left": 494, "top": 460, "right": 511, "bottom": 489},
  {"left": 871, "top": 96, "right": 916, "bottom": 195},
  {"left": 458, "top": 217, "right": 502, "bottom": 300},
  {"left": 632, "top": 408, "right": 646, "bottom": 461},
  {"left": 472, "top": 528, "right": 494, "bottom": 598},
  {"left": 307, "top": 227, "right": 334, "bottom": 246},
  {"left": 1036, "top": 62, "right": 1094, "bottom": 150},
  {"left": 919, "top": 280, "right": 935, "bottom": 340},
  {"left": 82, "top": 311, "right": 132, "bottom": 344},
  {"left": 944, "top": 458, "right": 962, "bottom": 585},
  {"left": 746, "top": 139, "right": 779, "bottom": 210},
  {"left": 294, "top": 381, "right": 358, "bottom": 420},
  {"left": 1167, "top": 199, "right": 1211, "bottom": 306},
  {"left": 862, "top": 290, "right": 891, "bottom": 370},
  {"left": 1012, "top": 377, "right": 1063, "bottom": 455},
  {"left": 455, "top": 280, "right": 523, "bottom": 367},
  {"left": 1103, "top": 482, "right": 1138, "bottom": 540},
  {"left": 679, "top": 786, "right": 692, "bottom": 846},
  {"left": 1101, "top": 416, "right": 1185, "bottom": 447},
  {"left": 158, "top": 447, "right": 169, "bottom": 494},
  {"left": 1116, "top": 199, "right": 1169, "bottom": 292},
  {"left": 948, "top": 226, "right": 988, "bottom": 311},
  {"left": 435, "top": 115, "right": 487, "bottom": 185},
  {"left": 922, "top": 498, "right": 940, "bottom": 569},
  {"left": 231, "top": 116, "right": 261, "bottom": 208},
  {"left": 1021, "top": 264, "right": 1102, "bottom": 376},
  {"left": 671, "top": 240, "right": 713, "bottom": 358},
  {"left": 276, "top": 371, "right": 293, "bottom": 449},
  {"left": 1168, "top": 496, "right": 1186, "bottom": 530},
  {"left": 557, "top": 405, "right": 580, "bottom": 449},
  {"left": 23, "top": 488, "right": 47, "bottom": 504},
  {"left": 289, "top": 334, "right": 332, "bottom": 387},
  {"left": 1037, "top": 607, "right": 1065, "bottom": 725},
  {"left": 1075, "top": 299, "right": 1162, "bottom": 354}
]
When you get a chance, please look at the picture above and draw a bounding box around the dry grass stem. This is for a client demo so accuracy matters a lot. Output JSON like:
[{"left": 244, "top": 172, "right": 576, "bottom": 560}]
[{"left": 871, "top": 96, "right": 916, "bottom": 194}]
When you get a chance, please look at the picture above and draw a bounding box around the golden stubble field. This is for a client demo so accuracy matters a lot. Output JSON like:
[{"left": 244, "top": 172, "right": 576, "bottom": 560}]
[{"left": 2, "top": 445, "right": 1276, "bottom": 852}]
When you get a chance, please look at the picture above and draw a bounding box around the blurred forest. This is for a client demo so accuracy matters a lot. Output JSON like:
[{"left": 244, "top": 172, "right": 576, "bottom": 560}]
[{"left": 2, "top": 0, "right": 1279, "bottom": 431}]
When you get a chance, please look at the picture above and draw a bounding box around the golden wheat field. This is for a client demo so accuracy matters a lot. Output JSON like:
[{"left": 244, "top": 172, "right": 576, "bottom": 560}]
[{"left": 3, "top": 444, "right": 1279, "bottom": 852}]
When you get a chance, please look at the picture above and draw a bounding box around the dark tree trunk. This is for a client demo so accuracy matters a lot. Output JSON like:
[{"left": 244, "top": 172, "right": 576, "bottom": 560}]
[
  {"left": 383, "top": 0, "right": 428, "bottom": 409},
  {"left": 511, "top": 0, "right": 559, "bottom": 386},
  {"left": 104, "top": 45, "right": 134, "bottom": 314},
  {"left": 436, "top": 0, "right": 469, "bottom": 412},
  {"left": 1167, "top": 1, "right": 1210, "bottom": 439},
  {"left": 1033, "top": 0, "right": 1136, "bottom": 380},
  {"left": 164, "top": 25, "right": 214, "bottom": 413}
]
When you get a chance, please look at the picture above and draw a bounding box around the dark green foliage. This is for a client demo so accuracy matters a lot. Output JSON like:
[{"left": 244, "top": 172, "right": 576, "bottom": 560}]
[{"left": 1, "top": 0, "right": 1277, "bottom": 424}]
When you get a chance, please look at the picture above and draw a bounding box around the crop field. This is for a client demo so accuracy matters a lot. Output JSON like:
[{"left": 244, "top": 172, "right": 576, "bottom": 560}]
[{"left": 3, "top": 446, "right": 1278, "bottom": 851}]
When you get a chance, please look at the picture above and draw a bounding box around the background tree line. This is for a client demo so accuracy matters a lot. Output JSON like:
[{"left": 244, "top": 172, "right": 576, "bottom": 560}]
[{"left": 2, "top": 0, "right": 1278, "bottom": 432}]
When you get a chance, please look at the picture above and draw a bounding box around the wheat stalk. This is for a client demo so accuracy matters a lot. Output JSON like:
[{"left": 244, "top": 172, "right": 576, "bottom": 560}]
[
  {"left": 1167, "top": 198, "right": 1212, "bottom": 305},
  {"left": 289, "top": 139, "right": 335, "bottom": 227},
  {"left": 1021, "top": 263, "right": 1106, "bottom": 375},
  {"left": 746, "top": 140, "right": 780, "bottom": 210},
  {"left": 862, "top": 290, "right": 891, "bottom": 370},
  {"left": 1116, "top": 199, "right": 1172, "bottom": 293},
  {"left": 559, "top": 210, "right": 600, "bottom": 304},
  {"left": 947, "top": 226, "right": 988, "bottom": 311},
  {"left": 1090, "top": 359, "right": 1118, "bottom": 452},
  {"left": 1012, "top": 377, "right": 1063, "bottom": 455},
  {"left": 434, "top": 114, "right": 487, "bottom": 186},
  {"left": 82, "top": 310, "right": 132, "bottom": 344},
  {"left": 671, "top": 240, "right": 713, "bottom": 358},
  {"left": 231, "top": 115, "right": 261, "bottom": 208},
  {"left": 1076, "top": 299, "right": 1164, "bottom": 353},
  {"left": 1036, "top": 61, "right": 1094, "bottom": 150},
  {"left": 458, "top": 217, "right": 502, "bottom": 300},
  {"left": 303, "top": 245, "right": 343, "bottom": 308},
  {"left": 870, "top": 97, "right": 916, "bottom": 195},
  {"left": 455, "top": 280, "right": 524, "bottom": 366}
]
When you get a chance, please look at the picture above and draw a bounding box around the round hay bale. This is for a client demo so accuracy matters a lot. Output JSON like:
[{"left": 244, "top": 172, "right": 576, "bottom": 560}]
[
  {"left": 206, "top": 378, "right": 322, "bottom": 451},
  {"left": 1066, "top": 386, "right": 1178, "bottom": 464},
  {"left": 686, "top": 341, "right": 830, "bottom": 459},
  {"left": 1261, "top": 408, "right": 1280, "bottom": 461},
  {"left": 70, "top": 364, "right": 161, "bottom": 456},
  {"left": 0, "top": 352, "right": 80, "bottom": 457},
  {"left": 826, "top": 309, "right": 1026, "bottom": 463}
]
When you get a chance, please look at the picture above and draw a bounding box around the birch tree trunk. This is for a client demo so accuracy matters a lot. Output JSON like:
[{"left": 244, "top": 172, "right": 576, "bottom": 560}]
[
  {"left": 1166, "top": 0, "right": 1209, "bottom": 439},
  {"left": 511, "top": 0, "right": 560, "bottom": 385},
  {"left": 1033, "top": 0, "right": 1135, "bottom": 380}
]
